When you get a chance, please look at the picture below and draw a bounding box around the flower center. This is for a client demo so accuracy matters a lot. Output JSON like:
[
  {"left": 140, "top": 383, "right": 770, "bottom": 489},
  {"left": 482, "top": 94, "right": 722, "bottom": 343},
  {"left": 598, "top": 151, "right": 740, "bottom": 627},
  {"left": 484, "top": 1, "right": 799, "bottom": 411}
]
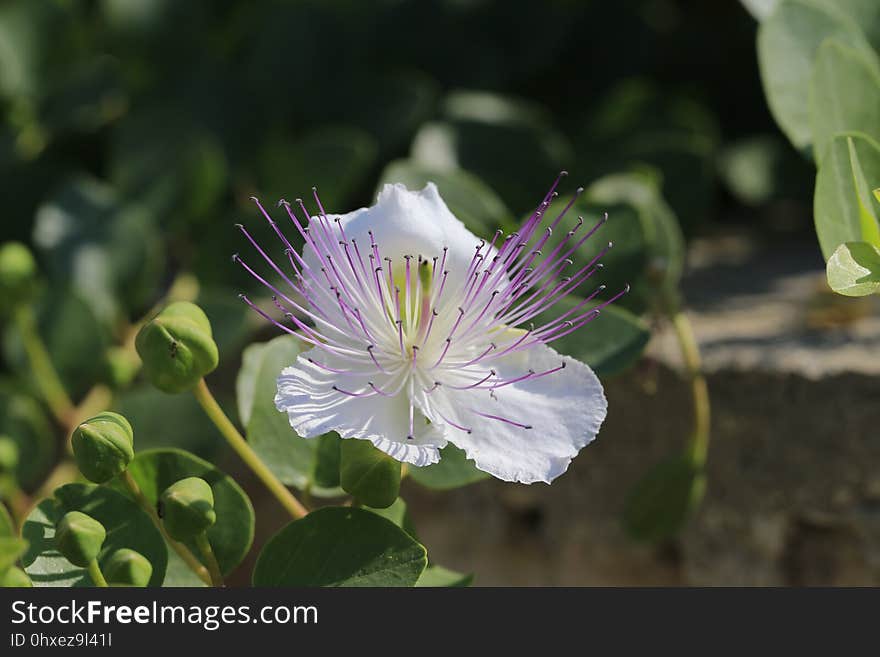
[{"left": 386, "top": 256, "right": 436, "bottom": 359}]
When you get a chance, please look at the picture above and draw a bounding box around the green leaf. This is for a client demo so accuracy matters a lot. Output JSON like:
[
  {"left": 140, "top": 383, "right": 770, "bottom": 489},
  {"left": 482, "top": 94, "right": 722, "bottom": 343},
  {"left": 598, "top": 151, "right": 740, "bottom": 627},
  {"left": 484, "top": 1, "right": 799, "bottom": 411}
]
[
  {"left": 587, "top": 172, "right": 686, "bottom": 291},
  {"left": 0, "top": 384, "right": 54, "bottom": 488},
  {"left": 312, "top": 433, "right": 342, "bottom": 490},
  {"left": 377, "top": 160, "right": 514, "bottom": 235},
  {"left": 253, "top": 507, "right": 427, "bottom": 587},
  {"left": 809, "top": 39, "right": 880, "bottom": 163},
  {"left": 22, "top": 483, "right": 167, "bottom": 587},
  {"left": 411, "top": 91, "right": 573, "bottom": 214},
  {"left": 108, "top": 448, "right": 254, "bottom": 583},
  {"left": 416, "top": 564, "right": 473, "bottom": 587},
  {"left": 0, "top": 537, "right": 27, "bottom": 573},
  {"left": 539, "top": 295, "right": 651, "bottom": 378},
  {"left": 238, "top": 335, "right": 343, "bottom": 497},
  {"left": 758, "top": 0, "right": 871, "bottom": 153},
  {"left": 826, "top": 241, "right": 880, "bottom": 296},
  {"left": 408, "top": 444, "right": 489, "bottom": 490},
  {"left": 340, "top": 439, "right": 401, "bottom": 509},
  {"left": 814, "top": 133, "right": 880, "bottom": 258},
  {"left": 622, "top": 454, "right": 706, "bottom": 543}
]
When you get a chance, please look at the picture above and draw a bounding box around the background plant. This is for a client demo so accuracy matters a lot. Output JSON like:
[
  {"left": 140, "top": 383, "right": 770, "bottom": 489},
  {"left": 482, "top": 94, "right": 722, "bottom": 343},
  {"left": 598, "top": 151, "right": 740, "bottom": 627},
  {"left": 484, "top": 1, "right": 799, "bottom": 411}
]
[
  {"left": 748, "top": 0, "right": 880, "bottom": 295},
  {"left": 0, "top": 1, "right": 824, "bottom": 586}
]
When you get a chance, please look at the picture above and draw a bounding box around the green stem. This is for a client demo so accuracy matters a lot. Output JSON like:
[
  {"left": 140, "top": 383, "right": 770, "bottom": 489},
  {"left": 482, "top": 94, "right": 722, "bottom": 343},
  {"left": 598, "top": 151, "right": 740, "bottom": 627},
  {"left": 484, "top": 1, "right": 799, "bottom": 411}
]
[
  {"left": 3, "top": 483, "right": 30, "bottom": 531},
  {"left": 192, "top": 379, "right": 308, "bottom": 519},
  {"left": 121, "top": 471, "right": 213, "bottom": 586},
  {"left": 195, "top": 533, "right": 224, "bottom": 587},
  {"left": 87, "top": 559, "right": 108, "bottom": 587},
  {"left": 13, "top": 306, "right": 74, "bottom": 425},
  {"left": 661, "top": 287, "right": 711, "bottom": 468}
]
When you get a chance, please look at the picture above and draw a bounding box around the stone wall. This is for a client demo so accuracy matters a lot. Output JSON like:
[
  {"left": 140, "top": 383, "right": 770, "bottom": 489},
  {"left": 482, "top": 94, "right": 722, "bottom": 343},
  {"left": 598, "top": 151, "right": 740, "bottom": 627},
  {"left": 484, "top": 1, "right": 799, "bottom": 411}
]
[{"left": 405, "top": 236, "right": 880, "bottom": 585}]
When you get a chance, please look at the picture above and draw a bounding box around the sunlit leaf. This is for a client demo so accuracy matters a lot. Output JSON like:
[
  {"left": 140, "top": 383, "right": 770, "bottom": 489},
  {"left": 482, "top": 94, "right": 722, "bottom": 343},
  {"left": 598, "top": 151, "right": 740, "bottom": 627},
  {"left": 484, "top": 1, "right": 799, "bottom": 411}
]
[
  {"left": 253, "top": 507, "right": 427, "bottom": 587},
  {"left": 826, "top": 241, "right": 880, "bottom": 296}
]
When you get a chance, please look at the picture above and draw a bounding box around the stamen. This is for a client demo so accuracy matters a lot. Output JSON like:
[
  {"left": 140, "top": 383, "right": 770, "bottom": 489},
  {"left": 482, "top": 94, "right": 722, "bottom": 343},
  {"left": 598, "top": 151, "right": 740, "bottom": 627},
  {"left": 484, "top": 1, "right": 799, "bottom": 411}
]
[{"left": 471, "top": 410, "right": 532, "bottom": 430}]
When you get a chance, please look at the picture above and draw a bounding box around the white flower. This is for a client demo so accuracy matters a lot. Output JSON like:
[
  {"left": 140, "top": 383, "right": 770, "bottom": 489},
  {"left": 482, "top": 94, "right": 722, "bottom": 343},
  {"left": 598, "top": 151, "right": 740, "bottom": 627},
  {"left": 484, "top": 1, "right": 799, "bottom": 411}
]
[{"left": 236, "top": 175, "right": 622, "bottom": 483}]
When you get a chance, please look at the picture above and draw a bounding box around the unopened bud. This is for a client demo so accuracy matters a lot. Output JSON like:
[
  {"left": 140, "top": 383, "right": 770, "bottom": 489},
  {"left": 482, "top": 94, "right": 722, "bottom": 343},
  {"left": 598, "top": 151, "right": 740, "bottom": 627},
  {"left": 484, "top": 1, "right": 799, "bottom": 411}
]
[
  {"left": 158, "top": 477, "right": 216, "bottom": 541},
  {"left": 135, "top": 302, "right": 219, "bottom": 393},
  {"left": 0, "top": 242, "right": 37, "bottom": 310},
  {"left": 0, "top": 436, "right": 19, "bottom": 474},
  {"left": 104, "top": 548, "right": 152, "bottom": 587},
  {"left": 71, "top": 412, "right": 134, "bottom": 484},
  {"left": 55, "top": 511, "right": 106, "bottom": 567}
]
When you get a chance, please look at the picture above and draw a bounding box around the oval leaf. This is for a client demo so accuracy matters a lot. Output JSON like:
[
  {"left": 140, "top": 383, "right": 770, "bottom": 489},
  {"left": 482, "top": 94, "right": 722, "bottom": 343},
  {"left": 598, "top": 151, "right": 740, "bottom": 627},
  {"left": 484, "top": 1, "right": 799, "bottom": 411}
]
[
  {"left": 109, "top": 448, "right": 254, "bottom": 582},
  {"left": 253, "top": 507, "right": 427, "bottom": 587},
  {"left": 540, "top": 295, "right": 651, "bottom": 378},
  {"left": 758, "top": 0, "right": 870, "bottom": 153},
  {"left": 22, "top": 483, "right": 167, "bottom": 587},
  {"left": 340, "top": 439, "right": 401, "bottom": 509},
  {"left": 809, "top": 39, "right": 880, "bottom": 163}
]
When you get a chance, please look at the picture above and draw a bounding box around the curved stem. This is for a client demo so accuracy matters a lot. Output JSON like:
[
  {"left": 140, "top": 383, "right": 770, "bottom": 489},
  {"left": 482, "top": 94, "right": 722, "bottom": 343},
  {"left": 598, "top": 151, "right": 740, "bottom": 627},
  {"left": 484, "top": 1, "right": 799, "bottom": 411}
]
[
  {"left": 192, "top": 379, "right": 308, "bottom": 519},
  {"left": 661, "top": 288, "right": 711, "bottom": 468},
  {"left": 13, "top": 306, "right": 74, "bottom": 426},
  {"left": 120, "top": 471, "right": 212, "bottom": 586},
  {"left": 3, "top": 483, "right": 29, "bottom": 531},
  {"left": 87, "top": 559, "right": 108, "bottom": 587},
  {"left": 195, "top": 533, "right": 224, "bottom": 587}
]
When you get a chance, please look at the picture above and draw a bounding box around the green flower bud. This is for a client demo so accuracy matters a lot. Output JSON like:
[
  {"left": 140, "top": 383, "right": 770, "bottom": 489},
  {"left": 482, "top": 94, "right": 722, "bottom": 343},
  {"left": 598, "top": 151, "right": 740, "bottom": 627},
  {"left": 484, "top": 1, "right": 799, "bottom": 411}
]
[
  {"left": 0, "top": 566, "right": 32, "bottom": 588},
  {"left": 0, "top": 436, "right": 19, "bottom": 474},
  {"left": 104, "top": 346, "right": 141, "bottom": 388},
  {"left": 159, "top": 477, "right": 216, "bottom": 541},
  {"left": 71, "top": 412, "right": 134, "bottom": 484},
  {"left": 135, "top": 302, "right": 219, "bottom": 393},
  {"left": 104, "top": 548, "right": 152, "bottom": 587},
  {"left": 55, "top": 511, "right": 106, "bottom": 567},
  {"left": 0, "top": 242, "right": 37, "bottom": 310}
]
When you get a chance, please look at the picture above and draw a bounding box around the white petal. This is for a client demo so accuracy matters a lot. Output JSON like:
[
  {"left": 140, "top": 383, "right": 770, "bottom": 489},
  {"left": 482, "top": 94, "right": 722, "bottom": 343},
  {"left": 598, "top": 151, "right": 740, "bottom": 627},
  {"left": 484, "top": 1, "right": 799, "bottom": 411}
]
[
  {"left": 308, "top": 183, "right": 483, "bottom": 291},
  {"left": 275, "top": 349, "right": 446, "bottom": 467},
  {"left": 417, "top": 344, "right": 607, "bottom": 484}
]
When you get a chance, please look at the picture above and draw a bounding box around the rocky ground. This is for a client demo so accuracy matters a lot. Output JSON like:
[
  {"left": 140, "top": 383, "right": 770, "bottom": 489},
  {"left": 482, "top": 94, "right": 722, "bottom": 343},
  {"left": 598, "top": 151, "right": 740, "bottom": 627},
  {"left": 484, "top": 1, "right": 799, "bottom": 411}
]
[{"left": 404, "top": 234, "right": 880, "bottom": 585}]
